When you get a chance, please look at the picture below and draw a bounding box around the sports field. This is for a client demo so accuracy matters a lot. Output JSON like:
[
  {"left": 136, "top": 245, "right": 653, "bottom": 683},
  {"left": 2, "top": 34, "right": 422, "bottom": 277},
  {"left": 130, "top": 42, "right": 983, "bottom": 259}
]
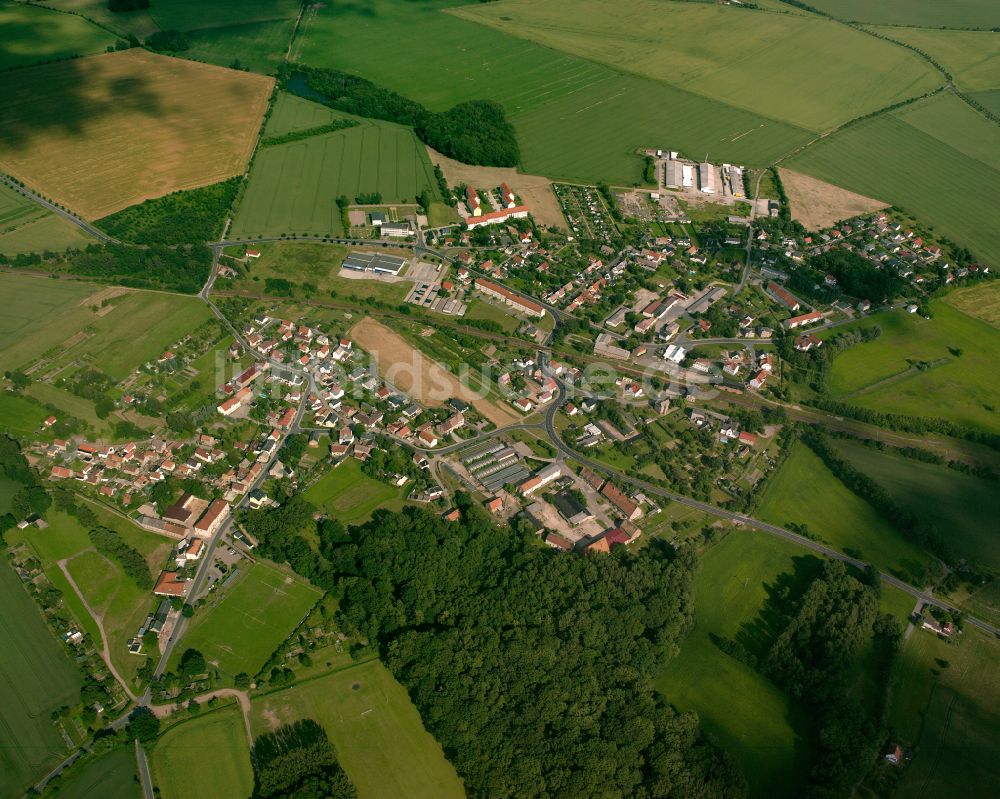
[
  {"left": 0, "top": 49, "right": 273, "bottom": 219},
  {"left": 0, "top": 273, "right": 212, "bottom": 380},
  {"left": 230, "top": 116, "right": 437, "bottom": 239},
  {"left": 50, "top": 747, "right": 139, "bottom": 799},
  {"left": 0, "top": 560, "right": 82, "bottom": 799},
  {"left": 294, "top": 0, "right": 812, "bottom": 182},
  {"left": 303, "top": 459, "right": 406, "bottom": 526},
  {"left": 455, "top": 0, "right": 940, "bottom": 132},
  {"left": 806, "top": 0, "right": 1000, "bottom": 28},
  {"left": 656, "top": 531, "right": 815, "bottom": 799},
  {"left": 877, "top": 28, "right": 1000, "bottom": 93},
  {"left": 830, "top": 438, "right": 1000, "bottom": 570},
  {"left": 151, "top": 706, "right": 253, "bottom": 799},
  {"left": 0, "top": 1, "right": 114, "bottom": 71},
  {"left": 249, "top": 659, "right": 466, "bottom": 799},
  {"left": 889, "top": 627, "right": 1000, "bottom": 798},
  {"left": 823, "top": 298, "right": 1000, "bottom": 434},
  {"left": 788, "top": 92, "right": 1000, "bottom": 269},
  {"left": 173, "top": 560, "right": 321, "bottom": 677},
  {"left": 757, "top": 442, "right": 932, "bottom": 582}
]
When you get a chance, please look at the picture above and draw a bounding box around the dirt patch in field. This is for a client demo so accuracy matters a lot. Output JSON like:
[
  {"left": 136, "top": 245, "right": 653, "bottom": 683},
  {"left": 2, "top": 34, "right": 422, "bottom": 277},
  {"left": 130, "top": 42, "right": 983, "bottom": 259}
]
[
  {"left": 349, "top": 316, "right": 518, "bottom": 427},
  {"left": 0, "top": 50, "right": 273, "bottom": 219},
  {"left": 779, "top": 168, "right": 887, "bottom": 231},
  {"left": 78, "top": 286, "right": 130, "bottom": 308},
  {"left": 427, "top": 147, "right": 566, "bottom": 230}
]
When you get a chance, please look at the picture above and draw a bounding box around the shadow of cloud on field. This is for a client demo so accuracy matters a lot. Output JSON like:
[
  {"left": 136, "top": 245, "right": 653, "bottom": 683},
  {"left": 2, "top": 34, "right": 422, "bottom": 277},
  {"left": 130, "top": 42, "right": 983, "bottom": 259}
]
[{"left": 0, "top": 54, "right": 165, "bottom": 151}]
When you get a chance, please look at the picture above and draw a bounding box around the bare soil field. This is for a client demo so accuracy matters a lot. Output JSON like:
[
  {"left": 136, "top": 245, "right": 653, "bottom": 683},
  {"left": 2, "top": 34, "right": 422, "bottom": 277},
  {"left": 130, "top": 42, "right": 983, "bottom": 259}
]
[
  {"left": 779, "top": 168, "right": 887, "bottom": 231},
  {"left": 0, "top": 50, "right": 273, "bottom": 219},
  {"left": 350, "top": 316, "right": 518, "bottom": 427},
  {"left": 427, "top": 147, "right": 566, "bottom": 230}
]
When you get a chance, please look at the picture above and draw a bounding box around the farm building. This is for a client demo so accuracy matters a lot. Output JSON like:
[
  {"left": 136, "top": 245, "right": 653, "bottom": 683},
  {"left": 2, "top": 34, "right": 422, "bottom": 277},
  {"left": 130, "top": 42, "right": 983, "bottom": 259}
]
[
  {"left": 342, "top": 251, "right": 407, "bottom": 276},
  {"left": 664, "top": 159, "right": 684, "bottom": 189},
  {"left": 699, "top": 162, "right": 717, "bottom": 194}
]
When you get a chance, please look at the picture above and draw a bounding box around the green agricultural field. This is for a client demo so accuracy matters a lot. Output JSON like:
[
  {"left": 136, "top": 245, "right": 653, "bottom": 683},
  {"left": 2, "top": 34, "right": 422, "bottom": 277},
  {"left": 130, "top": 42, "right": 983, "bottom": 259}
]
[
  {"left": 0, "top": 275, "right": 212, "bottom": 380},
  {"left": 0, "top": 1, "right": 114, "bottom": 71},
  {"left": 50, "top": 747, "right": 139, "bottom": 799},
  {"left": 788, "top": 92, "right": 1000, "bottom": 269},
  {"left": 151, "top": 706, "right": 253, "bottom": 799},
  {"left": 876, "top": 28, "right": 1000, "bottom": 92},
  {"left": 888, "top": 627, "right": 1000, "bottom": 798},
  {"left": 184, "top": 18, "right": 296, "bottom": 75},
  {"left": 293, "top": 0, "right": 812, "bottom": 183},
  {"left": 0, "top": 560, "right": 83, "bottom": 798},
  {"left": 264, "top": 92, "right": 345, "bottom": 137},
  {"left": 0, "top": 212, "right": 97, "bottom": 255},
  {"left": 970, "top": 88, "right": 1000, "bottom": 116},
  {"left": 805, "top": 0, "right": 1000, "bottom": 28},
  {"left": 174, "top": 560, "right": 321, "bottom": 677},
  {"left": 946, "top": 280, "right": 1000, "bottom": 328},
  {"left": 230, "top": 116, "right": 438, "bottom": 239},
  {"left": 757, "top": 442, "right": 932, "bottom": 582},
  {"left": 302, "top": 459, "right": 406, "bottom": 526},
  {"left": 656, "top": 531, "right": 816, "bottom": 799},
  {"left": 148, "top": 0, "right": 299, "bottom": 32},
  {"left": 830, "top": 438, "right": 1000, "bottom": 570},
  {"left": 249, "top": 659, "right": 466, "bottom": 799},
  {"left": 823, "top": 298, "right": 1000, "bottom": 434},
  {"left": 456, "top": 0, "right": 940, "bottom": 132}
]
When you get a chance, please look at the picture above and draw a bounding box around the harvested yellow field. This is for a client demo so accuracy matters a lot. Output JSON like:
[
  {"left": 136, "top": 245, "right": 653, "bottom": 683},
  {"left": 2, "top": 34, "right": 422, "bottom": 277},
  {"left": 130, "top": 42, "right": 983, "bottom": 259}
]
[
  {"left": 779, "top": 168, "right": 887, "bottom": 231},
  {"left": 0, "top": 49, "right": 273, "bottom": 219},
  {"left": 350, "top": 316, "right": 518, "bottom": 428}
]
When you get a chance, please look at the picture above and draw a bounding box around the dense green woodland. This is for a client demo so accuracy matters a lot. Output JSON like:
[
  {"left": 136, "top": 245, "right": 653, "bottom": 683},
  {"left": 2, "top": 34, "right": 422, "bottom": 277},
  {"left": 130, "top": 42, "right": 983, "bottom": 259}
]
[
  {"left": 294, "top": 67, "right": 520, "bottom": 167},
  {"left": 242, "top": 496, "right": 746, "bottom": 798},
  {"left": 251, "top": 720, "right": 357, "bottom": 799},
  {"left": 95, "top": 179, "right": 240, "bottom": 245}
]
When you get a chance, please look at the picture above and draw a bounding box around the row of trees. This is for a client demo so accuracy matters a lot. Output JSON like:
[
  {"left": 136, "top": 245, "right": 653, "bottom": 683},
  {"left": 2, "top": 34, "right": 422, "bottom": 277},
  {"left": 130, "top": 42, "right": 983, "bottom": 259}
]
[
  {"left": 89, "top": 526, "right": 153, "bottom": 589},
  {"left": 251, "top": 720, "right": 357, "bottom": 799},
  {"left": 295, "top": 66, "right": 520, "bottom": 167}
]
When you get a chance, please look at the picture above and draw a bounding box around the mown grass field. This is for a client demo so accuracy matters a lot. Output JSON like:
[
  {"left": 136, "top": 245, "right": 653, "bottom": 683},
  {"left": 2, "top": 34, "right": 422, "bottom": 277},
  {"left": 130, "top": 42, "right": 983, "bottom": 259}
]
[
  {"left": 465, "top": 298, "right": 520, "bottom": 333},
  {"left": 788, "top": 92, "right": 1000, "bottom": 270},
  {"left": 225, "top": 241, "right": 413, "bottom": 305},
  {"left": 294, "top": 0, "right": 812, "bottom": 183},
  {"left": 0, "top": 392, "right": 50, "bottom": 436},
  {"left": 455, "top": 0, "right": 940, "bottom": 132},
  {"left": 230, "top": 116, "right": 437, "bottom": 239},
  {"left": 302, "top": 459, "right": 406, "bottom": 526},
  {"left": 0, "top": 273, "right": 212, "bottom": 379},
  {"left": 50, "top": 747, "right": 138, "bottom": 799},
  {"left": 174, "top": 560, "right": 321, "bottom": 678},
  {"left": 656, "top": 531, "right": 815, "bottom": 799},
  {"left": 830, "top": 438, "right": 1000, "bottom": 571},
  {"left": 151, "top": 706, "right": 253, "bottom": 799},
  {"left": 148, "top": 0, "right": 298, "bottom": 32},
  {"left": 0, "top": 560, "right": 83, "bottom": 799},
  {"left": 757, "top": 442, "right": 932, "bottom": 582},
  {"left": 946, "top": 280, "right": 1000, "bottom": 328},
  {"left": 806, "top": 0, "right": 1000, "bottom": 28},
  {"left": 888, "top": 627, "right": 1000, "bottom": 798},
  {"left": 12, "top": 506, "right": 170, "bottom": 690},
  {"left": 823, "top": 297, "right": 1000, "bottom": 434},
  {"left": 876, "top": 27, "right": 1000, "bottom": 93},
  {"left": 0, "top": 1, "right": 114, "bottom": 71},
  {"left": 0, "top": 49, "right": 272, "bottom": 219},
  {"left": 249, "top": 659, "right": 466, "bottom": 799}
]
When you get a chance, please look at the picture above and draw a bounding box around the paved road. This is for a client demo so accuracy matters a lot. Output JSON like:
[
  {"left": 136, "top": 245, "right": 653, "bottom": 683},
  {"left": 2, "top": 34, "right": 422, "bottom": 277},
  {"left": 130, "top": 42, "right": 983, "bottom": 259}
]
[
  {"left": 0, "top": 173, "right": 118, "bottom": 245},
  {"left": 135, "top": 740, "right": 154, "bottom": 799},
  {"left": 541, "top": 381, "right": 1000, "bottom": 638}
]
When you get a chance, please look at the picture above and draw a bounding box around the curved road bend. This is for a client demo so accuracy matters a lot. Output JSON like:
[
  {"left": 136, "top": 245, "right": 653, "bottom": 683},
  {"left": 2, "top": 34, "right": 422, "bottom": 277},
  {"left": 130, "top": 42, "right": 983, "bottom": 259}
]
[{"left": 542, "top": 384, "right": 1000, "bottom": 638}]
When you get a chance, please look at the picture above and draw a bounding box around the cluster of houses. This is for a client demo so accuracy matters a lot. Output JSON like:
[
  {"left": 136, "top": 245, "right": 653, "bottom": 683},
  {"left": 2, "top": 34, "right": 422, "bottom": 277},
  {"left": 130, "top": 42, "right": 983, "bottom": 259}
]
[{"left": 462, "top": 182, "right": 530, "bottom": 230}]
